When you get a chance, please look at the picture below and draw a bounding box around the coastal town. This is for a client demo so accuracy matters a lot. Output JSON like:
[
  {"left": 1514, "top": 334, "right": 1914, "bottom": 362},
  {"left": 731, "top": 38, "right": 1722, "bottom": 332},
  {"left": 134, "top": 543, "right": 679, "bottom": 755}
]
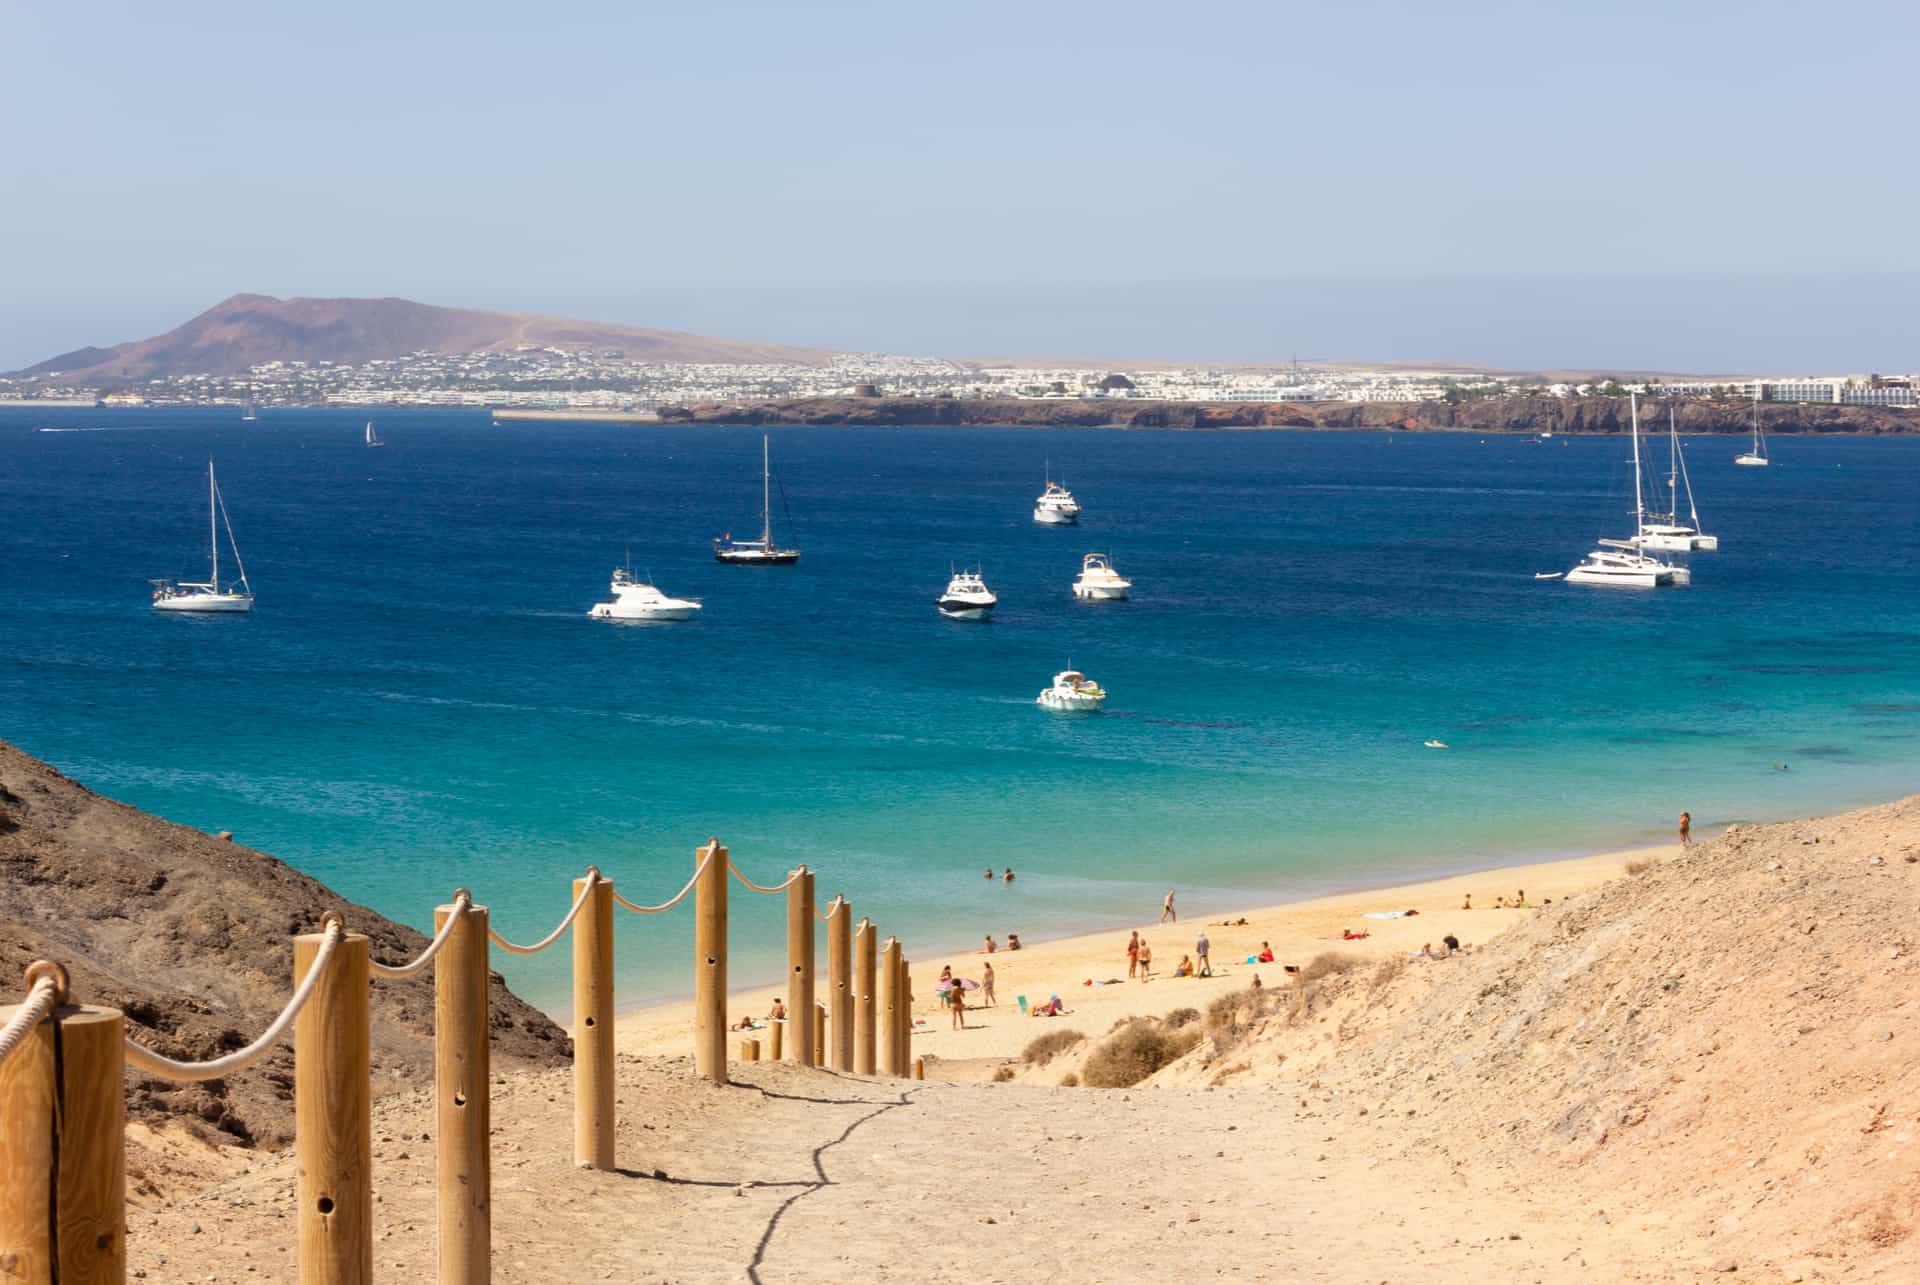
[{"left": 8, "top": 343, "right": 1918, "bottom": 412}]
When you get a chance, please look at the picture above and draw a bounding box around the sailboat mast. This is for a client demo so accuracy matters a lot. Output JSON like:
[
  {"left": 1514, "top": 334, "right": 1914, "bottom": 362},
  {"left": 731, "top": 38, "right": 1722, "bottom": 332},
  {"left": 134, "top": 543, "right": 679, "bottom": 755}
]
[
  {"left": 1630, "top": 394, "right": 1645, "bottom": 528},
  {"left": 761, "top": 435, "right": 772, "bottom": 546},
  {"left": 208, "top": 459, "right": 219, "bottom": 590}
]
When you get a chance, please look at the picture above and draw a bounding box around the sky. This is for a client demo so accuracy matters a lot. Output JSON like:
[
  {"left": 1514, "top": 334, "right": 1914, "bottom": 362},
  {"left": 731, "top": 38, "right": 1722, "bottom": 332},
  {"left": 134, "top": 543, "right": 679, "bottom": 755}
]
[{"left": 3, "top": 0, "right": 1917, "bottom": 372}]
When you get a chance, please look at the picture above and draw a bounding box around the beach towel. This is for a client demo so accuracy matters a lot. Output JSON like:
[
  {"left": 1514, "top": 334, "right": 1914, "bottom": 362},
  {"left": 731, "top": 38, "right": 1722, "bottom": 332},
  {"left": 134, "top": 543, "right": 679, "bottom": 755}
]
[{"left": 1363, "top": 911, "right": 1408, "bottom": 920}]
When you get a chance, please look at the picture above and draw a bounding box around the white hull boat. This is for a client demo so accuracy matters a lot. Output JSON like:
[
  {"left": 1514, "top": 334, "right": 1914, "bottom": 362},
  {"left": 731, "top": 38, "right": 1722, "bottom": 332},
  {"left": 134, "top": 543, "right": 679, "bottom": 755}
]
[
  {"left": 1634, "top": 409, "right": 1718, "bottom": 551},
  {"left": 1033, "top": 468, "right": 1082, "bottom": 525},
  {"left": 365, "top": 421, "right": 385, "bottom": 448},
  {"left": 715, "top": 435, "right": 800, "bottom": 564},
  {"left": 152, "top": 459, "right": 254, "bottom": 613},
  {"left": 1037, "top": 669, "right": 1106, "bottom": 712},
  {"left": 936, "top": 569, "right": 997, "bottom": 619},
  {"left": 1072, "top": 552, "right": 1131, "bottom": 600},
  {"left": 1734, "top": 393, "right": 1769, "bottom": 466},
  {"left": 589, "top": 566, "right": 700, "bottom": 622},
  {"left": 1566, "top": 397, "right": 1683, "bottom": 590}
]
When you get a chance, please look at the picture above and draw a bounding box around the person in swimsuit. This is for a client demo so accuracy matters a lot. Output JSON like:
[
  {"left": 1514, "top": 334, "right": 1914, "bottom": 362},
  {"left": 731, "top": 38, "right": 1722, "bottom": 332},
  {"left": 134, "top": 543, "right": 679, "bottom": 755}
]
[
  {"left": 1007, "top": 933, "right": 1021, "bottom": 950},
  {"left": 981, "top": 962, "right": 996, "bottom": 1006},
  {"left": 1195, "top": 931, "right": 1211, "bottom": 977},
  {"left": 1004, "top": 867, "right": 1015, "bottom": 884},
  {"left": 948, "top": 979, "right": 967, "bottom": 1029},
  {"left": 982, "top": 934, "right": 996, "bottom": 953},
  {"left": 768, "top": 998, "right": 786, "bottom": 1022},
  {"left": 1160, "top": 889, "right": 1177, "bottom": 924},
  {"left": 1678, "top": 811, "right": 1692, "bottom": 847},
  {"left": 1257, "top": 941, "right": 1275, "bottom": 963},
  {"left": 1173, "top": 955, "right": 1193, "bottom": 978},
  {"left": 1137, "top": 940, "right": 1153, "bottom": 979},
  {"left": 983, "top": 867, "right": 994, "bottom": 879},
  {"left": 1461, "top": 893, "right": 1472, "bottom": 910},
  {"left": 1126, "top": 930, "right": 1141, "bottom": 978}
]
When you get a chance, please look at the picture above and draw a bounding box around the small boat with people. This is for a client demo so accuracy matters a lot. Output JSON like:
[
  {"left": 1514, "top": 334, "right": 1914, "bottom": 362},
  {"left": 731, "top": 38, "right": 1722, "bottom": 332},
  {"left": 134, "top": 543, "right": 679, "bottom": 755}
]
[
  {"left": 1033, "top": 464, "right": 1082, "bottom": 525},
  {"left": 588, "top": 561, "right": 701, "bottom": 622},
  {"left": 152, "top": 459, "right": 254, "bottom": 613},
  {"left": 1037, "top": 669, "right": 1106, "bottom": 713},
  {"left": 1071, "top": 552, "right": 1132, "bottom": 601},
  {"left": 715, "top": 434, "right": 801, "bottom": 564},
  {"left": 936, "top": 567, "right": 997, "bottom": 619}
]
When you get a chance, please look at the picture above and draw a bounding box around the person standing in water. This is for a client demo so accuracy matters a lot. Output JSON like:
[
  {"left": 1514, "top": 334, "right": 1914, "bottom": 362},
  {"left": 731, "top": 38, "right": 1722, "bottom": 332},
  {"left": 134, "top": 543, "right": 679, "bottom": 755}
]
[
  {"left": 1160, "top": 889, "right": 1177, "bottom": 924},
  {"left": 1678, "top": 810, "right": 1692, "bottom": 848}
]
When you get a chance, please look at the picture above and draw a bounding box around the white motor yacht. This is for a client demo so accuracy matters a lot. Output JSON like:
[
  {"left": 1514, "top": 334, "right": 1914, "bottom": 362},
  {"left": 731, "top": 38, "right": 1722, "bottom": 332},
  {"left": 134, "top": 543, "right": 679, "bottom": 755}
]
[
  {"left": 1071, "top": 552, "right": 1132, "bottom": 600},
  {"left": 1734, "top": 393, "right": 1769, "bottom": 467},
  {"left": 152, "top": 459, "right": 254, "bottom": 613},
  {"left": 1037, "top": 669, "right": 1106, "bottom": 712},
  {"left": 1033, "top": 465, "right": 1082, "bottom": 525},
  {"left": 589, "top": 566, "right": 701, "bottom": 622},
  {"left": 936, "top": 568, "right": 997, "bottom": 619}
]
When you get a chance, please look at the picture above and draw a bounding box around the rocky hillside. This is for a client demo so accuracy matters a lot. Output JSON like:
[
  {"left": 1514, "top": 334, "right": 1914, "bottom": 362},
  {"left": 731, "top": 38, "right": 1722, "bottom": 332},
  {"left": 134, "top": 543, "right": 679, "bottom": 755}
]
[
  {"left": 13, "top": 293, "right": 834, "bottom": 381},
  {"left": 1033, "top": 799, "right": 1920, "bottom": 1275},
  {"left": 662, "top": 394, "right": 1920, "bottom": 434},
  {"left": 0, "top": 739, "right": 570, "bottom": 1149}
]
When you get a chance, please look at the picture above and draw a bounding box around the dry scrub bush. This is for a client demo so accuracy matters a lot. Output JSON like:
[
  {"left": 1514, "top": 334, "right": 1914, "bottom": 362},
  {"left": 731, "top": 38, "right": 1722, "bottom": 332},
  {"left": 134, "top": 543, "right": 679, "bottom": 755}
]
[
  {"left": 991, "top": 1064, "right": 1016, "bottom": 1083},
  {"left": 1022, "top": 1029, "right": 1086, "bottom": 1066},
  {"left": 1164, "top": 1007, "right": 1201, "bottom": 1029},
  {"left": 1369, "top": 954, "right": 1407, "bottom": 990},
  {"left": 1083, "top": 1021, "right": 1202, "bottom": 1088},
  {"left": 1625, "top": 859, "right": 1652, "bottom": 875},
  {"left": 1302, "top": 951, "right": 1361, "bottom": 982},
  {"left": 1059, "top": 1072, "right": 1080, "bottom": 1087}
]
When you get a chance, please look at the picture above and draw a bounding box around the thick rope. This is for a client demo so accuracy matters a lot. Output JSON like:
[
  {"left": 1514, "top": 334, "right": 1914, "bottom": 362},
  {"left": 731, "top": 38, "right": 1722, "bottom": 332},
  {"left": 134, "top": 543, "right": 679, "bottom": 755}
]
[
  {"left": 612, "top": 847, "right": 717, "bottom": 914},
  {"left": 369, "top": 892, "right": 471, "bottom": 979},
  {"left": 488, "top": 873, "right": 600, "bottom": 955},
  {"left": 728, "top": 860, "right": 802, "bottom": 895},
  {"left": 124, "top": 922, "right": 343, "bottom": 1083},
  {"left": 0, "top": 976, "right": 62, "bottom": 1067},
  {"left": 816, "top": 895, "right": 847, "bottom": 922}
]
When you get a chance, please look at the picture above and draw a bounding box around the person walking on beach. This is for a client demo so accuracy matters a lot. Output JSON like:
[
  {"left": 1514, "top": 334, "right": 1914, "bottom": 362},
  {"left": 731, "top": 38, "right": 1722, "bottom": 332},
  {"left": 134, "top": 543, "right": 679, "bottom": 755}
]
[
  {"left": 1678, "top": 810, "right": 1692, "bottom": 848},
  {"left": 981, "top": 962, "right": 996, "bottom": 1006},
  {"left": 948, "top": 978, "right": 967, "bottom": 1030},
  {"left": 1195, "top": 929, "right": 1212, "bottom": 977},
  {"left": 1126, "top": 930, "right": 1140, "bottom": 978},
  {"left": 1160, "top": 889, "right": 1177, "bottom": 924}
]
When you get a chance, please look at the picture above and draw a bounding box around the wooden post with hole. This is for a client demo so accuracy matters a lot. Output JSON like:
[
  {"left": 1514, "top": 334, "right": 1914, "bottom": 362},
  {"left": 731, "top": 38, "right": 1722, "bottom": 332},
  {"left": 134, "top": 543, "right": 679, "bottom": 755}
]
[
  {"left": 785, "top": 866, "right": 815, "bottom": 1065},
  {"left": 853, "top": 919, "right": 877, "bottom": 1075},
  {"left": 878, "top": 937, "right": 903, "bottom": 1078},
  {"left": 296, "top": 922, "right": 372, "bottom": 1285},
  {"left": 0, "top": 962, "right": 125, "bottom": 1284},
  {"left": 572, "top": 871, "right": 615, "bottom": 1170},
  {"left": 434, "top": 898, "right": 490, "bottom": 1285},
  {"left": 826, "top": 898, "right": 852, "bottom": 1072},
  {"left": 694, "top": 840, "right": 729, "bottom": 1084}
]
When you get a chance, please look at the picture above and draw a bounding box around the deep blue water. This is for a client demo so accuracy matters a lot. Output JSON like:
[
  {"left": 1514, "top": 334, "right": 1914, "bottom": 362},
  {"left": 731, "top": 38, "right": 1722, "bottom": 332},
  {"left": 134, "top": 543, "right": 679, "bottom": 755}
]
[{"left": 3, "top": 407, "right": 1917, "bottom": 1013}]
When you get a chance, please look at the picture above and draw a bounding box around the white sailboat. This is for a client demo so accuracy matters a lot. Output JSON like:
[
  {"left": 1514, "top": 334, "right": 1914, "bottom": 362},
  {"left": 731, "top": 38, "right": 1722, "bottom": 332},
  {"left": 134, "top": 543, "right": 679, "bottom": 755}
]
[
  {"left": 1566, "top": 395, "right": 1685, "bottom": 589},
  {"left": 1735, "top": 393, "right": 1769, "bottom": 466},
  {"left": 714, "top": 435, "right": 800, "bottom": 565},
  {"left": 240, "top": 400, "right": 257, "bottom": 423},
  {"left": 365, "top": 420, "right": 385, "bottom": 448},
  {"left": 1634, "top": 408, "right": 1718, "bottom": 552},
  {"left": 152, "top": 460, "right": 254, "bottom": 613}
]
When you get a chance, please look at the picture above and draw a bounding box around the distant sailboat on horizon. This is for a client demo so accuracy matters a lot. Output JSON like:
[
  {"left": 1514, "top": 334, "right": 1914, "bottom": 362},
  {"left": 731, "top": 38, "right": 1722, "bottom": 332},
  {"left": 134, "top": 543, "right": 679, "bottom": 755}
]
[
  {"left": 1735, "top": 393, "right": 1770, "bottom": 467},
  {"left": 365, "top": 420, "right": 384, "bottom": 448},
  {"left": 151, "top": 459, "right": 254, "bottom": 613},
  {"left": 240, "top": 400, "right": 257, "bottom": 423}
]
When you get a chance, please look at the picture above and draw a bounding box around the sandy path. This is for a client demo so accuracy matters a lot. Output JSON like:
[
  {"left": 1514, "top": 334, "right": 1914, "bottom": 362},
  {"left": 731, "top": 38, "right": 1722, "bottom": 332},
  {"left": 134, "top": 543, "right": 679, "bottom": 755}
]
[
  {"left": 133, "top": 1059, "right": 1669, "bottom": 1284},
  {"left": 618, "top": 844, "right": 1662, "bottom": 1064}
]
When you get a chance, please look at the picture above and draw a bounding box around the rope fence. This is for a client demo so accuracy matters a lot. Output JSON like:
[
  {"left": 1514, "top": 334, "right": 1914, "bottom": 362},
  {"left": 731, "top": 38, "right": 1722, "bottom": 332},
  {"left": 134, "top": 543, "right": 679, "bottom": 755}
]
[{"left": 0, "top": 839, "right": 909, "bottom": 1285}]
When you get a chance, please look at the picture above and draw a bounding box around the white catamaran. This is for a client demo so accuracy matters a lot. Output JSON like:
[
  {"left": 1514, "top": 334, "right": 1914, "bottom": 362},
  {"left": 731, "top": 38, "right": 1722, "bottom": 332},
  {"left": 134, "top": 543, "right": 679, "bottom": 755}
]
[
  {"left": 1634, "top": 408, "right": 1718, "bottom": 552},
  {"left": 1566, "top": 395, "right": 1686, "bottom": 589},
  {"left": 1735, "top": 393, "right": 1769, "bottom": 467},
  {"left": 714, "top": 434, "right": 800, "bottom": 565},
  {"left": 152, "top": 459, "right": 254, "bottom": 612}
]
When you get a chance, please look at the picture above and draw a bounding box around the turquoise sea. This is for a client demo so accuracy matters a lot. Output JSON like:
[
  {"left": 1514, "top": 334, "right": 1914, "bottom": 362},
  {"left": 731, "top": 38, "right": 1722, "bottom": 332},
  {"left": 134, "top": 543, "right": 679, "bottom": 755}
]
[{"left": 3, "top": 407, "right": 1917, "bottom": 1013}]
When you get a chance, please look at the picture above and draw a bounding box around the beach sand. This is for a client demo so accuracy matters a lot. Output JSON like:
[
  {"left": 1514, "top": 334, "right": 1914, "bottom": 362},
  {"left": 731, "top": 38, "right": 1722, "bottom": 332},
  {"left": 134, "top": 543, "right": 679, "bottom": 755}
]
[{"left": 616, "top": 841, "right": 1668, "bottom": 1065}]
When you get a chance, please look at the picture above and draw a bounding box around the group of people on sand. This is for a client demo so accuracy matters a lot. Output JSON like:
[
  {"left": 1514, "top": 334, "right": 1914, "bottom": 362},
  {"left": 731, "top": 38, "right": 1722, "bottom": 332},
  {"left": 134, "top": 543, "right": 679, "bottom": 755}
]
[
  {"left": 1125, "top": 927, "right": 1232, "bottom": 981},
  {"left": 938, "top": 962, "right": 996, "bottom": 1029},
  {"left": 1460, "top": 889, "right": 1538, "bottom": 910},
  {"left": 981, "top": 932, "right": 1021, "bottom": 953}
]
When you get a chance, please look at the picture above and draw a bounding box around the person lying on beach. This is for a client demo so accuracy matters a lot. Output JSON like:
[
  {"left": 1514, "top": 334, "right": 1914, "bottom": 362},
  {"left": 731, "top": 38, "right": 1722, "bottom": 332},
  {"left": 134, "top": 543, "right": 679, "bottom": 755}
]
[
  {"left": 1493, "top": 896, "right": 1508, "bottom": 909},
  {"left": 982, "top": 935, "right": 996, "bottom": 953},
  {"left": 1258, "top": 942, "right": 1275, "bottom": 963},
  {"left": 1210, "top": 917, "right": 1249, "bottom": 926},
  {"left": 1007, "top": 933, "right": 1022, "bottom": 950},
  {"left": 732, "top": 1016, "right": 757, "bottom": 1031},
  {"left": 1341, "top": 929, "right": 1370, "bottom": 941},
  {"left": 1173, "top": 955, "right": 1194, "bottom": 978},
  {"left": 1030, "top": 995, "right": 1065, "bottom": 1017},
  {"left": 768, "top": 998, "right": 786, "bottom": 1022},
  {"left": 1442, "top": 934, "right": 1464, "bottom": 953}
]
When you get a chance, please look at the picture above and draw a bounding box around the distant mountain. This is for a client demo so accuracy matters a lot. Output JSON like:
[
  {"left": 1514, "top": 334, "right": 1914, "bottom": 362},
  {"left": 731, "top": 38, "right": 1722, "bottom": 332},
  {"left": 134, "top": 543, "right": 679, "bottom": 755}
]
[{"left": 12, "top": 293, "right": 835, "bottom": 381}]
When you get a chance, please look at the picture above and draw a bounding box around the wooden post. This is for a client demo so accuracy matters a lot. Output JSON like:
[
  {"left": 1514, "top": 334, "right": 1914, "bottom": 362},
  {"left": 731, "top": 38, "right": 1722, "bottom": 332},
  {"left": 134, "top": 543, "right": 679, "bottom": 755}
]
[
  {"left": 853, "top": 919, "right": 877, "bottom": 1076},
  {"left": 296, "top": 924, "right": 372, "bottom": 1285},
  {"left": 813, "top": 1004, "right": 826, "bottom": 1067},
  {"left": 434, "top": 898, "right": 490, "bottom": 1285},
  {"left": 898, "top": 957, "right": 913, "bottom": 1074},
  {"left": 785, "top": 867, "right": 815, "bottom": 1065},
  {"left": 914, "top": 1057, "right": 925, "bottom": 1081},
  {"left": 693, "top": 840, "right": 729, "bottom": 1084},
  {"left": 739, "top": 1038, "right": 761, "bottom": 1061},
  {"left": 0, "top": 966, "right": 125, "bottom": 1285},
  {"left": 769, "top": 1018, "right": 783, "bottom": 1061},
  {"left": 878, "top": 937, "right": 903, "bottom": 1078},
  {"left": 572, "top": 872, "right": 615, "bottom": 1170},
  {"left": 825, "top": 899, "right": 853, "bottom": 1071}
]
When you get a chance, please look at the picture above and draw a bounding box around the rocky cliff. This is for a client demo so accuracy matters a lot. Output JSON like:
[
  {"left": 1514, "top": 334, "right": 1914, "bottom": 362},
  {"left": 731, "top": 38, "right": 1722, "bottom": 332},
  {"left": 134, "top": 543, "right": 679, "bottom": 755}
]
[{"left": 659, "top": 395, "right": 1920, "bottom": 434}]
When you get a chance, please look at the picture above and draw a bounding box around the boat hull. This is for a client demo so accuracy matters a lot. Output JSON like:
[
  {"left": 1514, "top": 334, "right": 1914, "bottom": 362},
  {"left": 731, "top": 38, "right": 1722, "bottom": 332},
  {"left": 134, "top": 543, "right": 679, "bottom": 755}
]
[
  {"left": 1037, "top": 692, "right": 1104, "bottom": 712},
  {"left": 154, "top": 594, "right": 254, "bottom": 613},
  {"left": 590, "top": 602, "right": 699, "bottom": 622},
  {"left": 1033, "top": 508, "right": 1079, "bottom": 525},
  {"left": 1565, "top": 567, "right": 1671, "bottom": 588},
  {"left": 937, "top": 597, "right": 995, "bottom": 619},
  {"left": 1734, "top": 455, "right": 1768, "bottom": 467},
  {"left": 714, "top": 549, "right": 800, "bottom": 565},
  {"left": 1073, "top": 582, "right": 1129, "bottom": 601}
]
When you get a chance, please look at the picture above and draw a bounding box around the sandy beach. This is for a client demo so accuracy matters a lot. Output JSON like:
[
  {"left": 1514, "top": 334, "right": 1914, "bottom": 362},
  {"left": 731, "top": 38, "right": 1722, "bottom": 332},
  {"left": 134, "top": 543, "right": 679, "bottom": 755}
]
[{"left": 616, "top": 840, "right": 1668, "bottom": 1065}]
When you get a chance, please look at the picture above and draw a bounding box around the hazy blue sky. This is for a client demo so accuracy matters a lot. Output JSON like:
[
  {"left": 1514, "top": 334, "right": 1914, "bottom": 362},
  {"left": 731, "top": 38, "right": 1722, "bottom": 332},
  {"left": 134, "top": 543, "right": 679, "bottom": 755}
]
[{"left": 4, "top": 1, "right": 1916, "bottom": 371}]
